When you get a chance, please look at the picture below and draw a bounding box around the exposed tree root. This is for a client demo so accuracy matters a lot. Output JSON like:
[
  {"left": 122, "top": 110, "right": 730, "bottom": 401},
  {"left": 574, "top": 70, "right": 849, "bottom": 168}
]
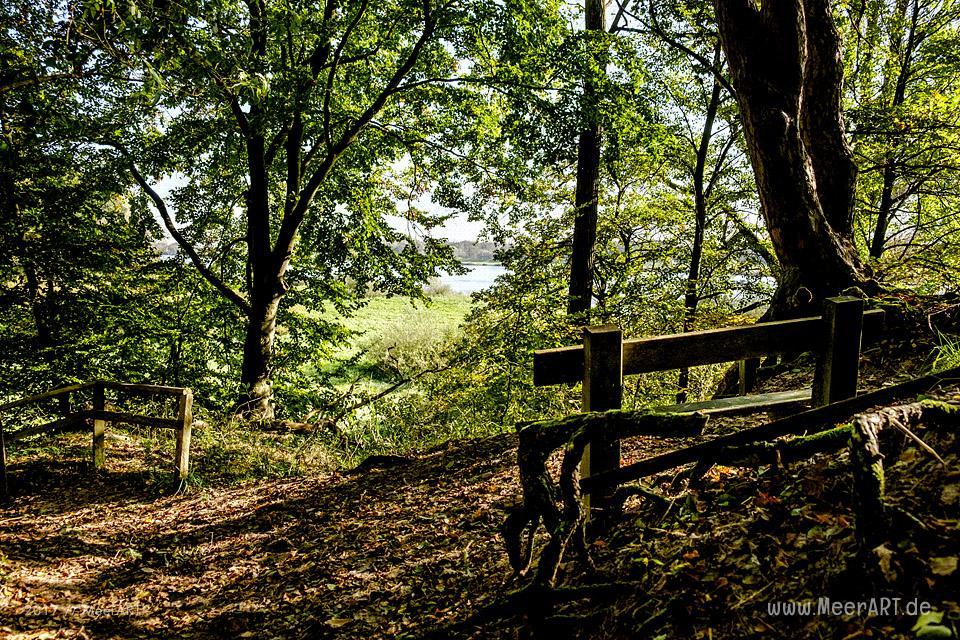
[
  {"left": 502, "top": 410, "right": 708, "bottom": 587},
  {"left": 848, "top": 400, "right": 958, "bottom": 548},
  {"left": 505, "top": 391, "right": 959, "bottom": 597}
]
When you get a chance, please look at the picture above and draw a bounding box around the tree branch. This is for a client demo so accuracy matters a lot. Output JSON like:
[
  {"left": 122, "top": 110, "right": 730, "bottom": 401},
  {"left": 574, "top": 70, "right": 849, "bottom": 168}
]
[
  {"left": 640, "top": 0, "right": 738, "bottom": 99},
  {"left": 124, "top": 159, "right": 252, "bottom": 315},
  {"left": 272, "top": 1, "right": 440, "bottom": 276}
]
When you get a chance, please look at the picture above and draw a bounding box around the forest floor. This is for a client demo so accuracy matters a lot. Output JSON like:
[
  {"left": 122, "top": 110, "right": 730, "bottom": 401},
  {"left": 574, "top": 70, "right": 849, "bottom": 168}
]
[{"left": 2, "top": 302, "right": 960, "bottom": 639}]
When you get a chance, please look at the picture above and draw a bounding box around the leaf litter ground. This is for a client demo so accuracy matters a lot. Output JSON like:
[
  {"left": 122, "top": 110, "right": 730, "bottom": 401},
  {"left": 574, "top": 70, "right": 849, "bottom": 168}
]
[{"left": 1, "top": 325, "right": 959, "bottom": 639}]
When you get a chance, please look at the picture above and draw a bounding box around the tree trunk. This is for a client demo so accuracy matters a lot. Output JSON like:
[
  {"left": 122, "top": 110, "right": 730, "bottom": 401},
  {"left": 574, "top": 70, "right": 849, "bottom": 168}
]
[
  {"left": 23, "top": 263, "right": 54, "bottom": 346},
  {"left": 678, "top": 51, "right": 723, "bottom": 403},
  {"left": 567, "top": 0, "right": 606, "bottom": 322},
  {"left": 870, "top": 162, "right": 897, "bottom": 259},
  {"left": 714, "top": 0, "right": 870, "bottom": 315},
  {"left": 869, "top": 0, "right": 918, "bottom": 259},
  {"left": 239, "top": 294, "right": 280, "bottom": 420},
  {"left": 237, "top": 119, "right": 283, "bottom": 420}
]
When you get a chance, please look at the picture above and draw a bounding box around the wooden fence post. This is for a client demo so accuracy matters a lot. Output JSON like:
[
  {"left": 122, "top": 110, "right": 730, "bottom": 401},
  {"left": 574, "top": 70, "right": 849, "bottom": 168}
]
[
  {"left": 813, "top": 296, "right": 864, "bottom": 407},
  {"left": 581, "top": 325, "right": 623, "bottom": 523},
  {"left": 58, "top": 393, "right": 70, "bottom": 417},
  {"left": 1, "top": 418, "right": 8, "bottom": 498},
  {"left": 738, "top": 358, "right": 760, "bottom": 395},
  {"left": 174, "top": 390, "right": 193, "bottom": 481},
  {"left": 92, "top": 383, "right": 106, "bottom": 468}
]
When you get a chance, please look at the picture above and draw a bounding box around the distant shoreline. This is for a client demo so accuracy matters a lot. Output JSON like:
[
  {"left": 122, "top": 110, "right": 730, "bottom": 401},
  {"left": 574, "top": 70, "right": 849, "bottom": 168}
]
[{"left": 456, "top": 260, "right": 502, "bottom": 267}]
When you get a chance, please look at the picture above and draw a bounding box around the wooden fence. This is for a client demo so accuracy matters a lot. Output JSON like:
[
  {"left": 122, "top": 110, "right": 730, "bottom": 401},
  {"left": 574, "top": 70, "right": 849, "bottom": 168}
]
[
  {"left": 533, "top": 296, "right": 884, "bottom": 515},
  {"left": 0, "top": 381, "right": 194, "bottom": 495}
]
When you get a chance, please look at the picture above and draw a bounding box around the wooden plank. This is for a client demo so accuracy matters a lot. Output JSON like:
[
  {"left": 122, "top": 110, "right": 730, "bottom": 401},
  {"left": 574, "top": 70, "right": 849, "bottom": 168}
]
[
  {"left": 812, "top": 297, "right": 864, "bottom": 406},
  {"left": 533, "top": 344, "right": 584, "bottom": 386},
  {"left": 174, "top": 391, "right": 193, "bottom": 480},
  {"left": 0, "top": 381, "right": 188, "bottom": 416},
  {"left": 580, "top": 365, "right": 960, "bottom": 494},
  {"left": 534, "top": 308, "right": 884, "bottom": 386},
  {"left": 0, "top": 382, "right": 94, "bottom": 413},
  {"left": 82, "top": 410, "right": 181, "bottom": 430},
  {"left": 5, "top": 416, "right": 86, "bottom": 444},
  {"left": 655, "top": 388, "right": 812, "bottom": 416},
  {"left": 97, "top": 381, "right": 189, "bottom": 397},
  {"left": 580, "top": 325, "right": 622, "bottom": 521}
]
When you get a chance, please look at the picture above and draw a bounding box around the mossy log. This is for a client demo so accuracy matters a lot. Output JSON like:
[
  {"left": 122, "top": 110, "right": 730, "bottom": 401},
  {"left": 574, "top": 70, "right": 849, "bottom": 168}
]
[
  {"left": 849, "top": 399, "right": 958, "bottom": 548},
  {"left": 502, "top": 409, "right": 708, "bottom": 587},
  {"left": 711, "top": 424, "right": 852, "bottom": 468}
]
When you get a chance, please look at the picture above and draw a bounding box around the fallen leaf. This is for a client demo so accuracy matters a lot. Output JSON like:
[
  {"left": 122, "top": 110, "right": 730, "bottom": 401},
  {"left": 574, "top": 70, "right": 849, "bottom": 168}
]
[
  {"left": 929, "top": 556, "right": 957, "bottom": 576},
  {"left": 873, "top": 544, "right": 897, "bottom": 582},
  {"left": 326, "top": 617, "right": 351, "bottom": 628}
]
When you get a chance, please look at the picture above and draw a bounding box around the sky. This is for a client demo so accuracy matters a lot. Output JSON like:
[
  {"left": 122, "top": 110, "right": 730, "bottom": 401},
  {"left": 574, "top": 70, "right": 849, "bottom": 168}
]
[
  {"left": 152, "top": 174, "right": 486, "bottom": 244},
  {"left": 385, "top": 213, "right": 486, "bottom": 242}
]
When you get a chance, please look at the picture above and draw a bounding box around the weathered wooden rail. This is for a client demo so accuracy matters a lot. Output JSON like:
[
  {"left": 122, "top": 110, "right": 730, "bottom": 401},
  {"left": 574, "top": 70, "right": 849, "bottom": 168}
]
[
  {"left": 533, "top": 296, "right": 884, "bottom": 517},
  {"left": 0, "top": 381, "right": 194, "bottom": 495}
]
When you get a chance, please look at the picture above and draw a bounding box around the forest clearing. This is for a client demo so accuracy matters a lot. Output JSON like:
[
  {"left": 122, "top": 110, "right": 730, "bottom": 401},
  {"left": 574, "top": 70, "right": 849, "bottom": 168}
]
[{"left": 4, "top": 0, "right": 960, "bottom": 637}]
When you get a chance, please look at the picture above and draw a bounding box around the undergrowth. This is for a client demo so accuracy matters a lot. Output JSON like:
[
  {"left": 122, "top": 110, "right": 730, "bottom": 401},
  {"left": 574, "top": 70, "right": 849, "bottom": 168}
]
[{"left": 933, "top": 332, "right": 960, "bottom": 372}]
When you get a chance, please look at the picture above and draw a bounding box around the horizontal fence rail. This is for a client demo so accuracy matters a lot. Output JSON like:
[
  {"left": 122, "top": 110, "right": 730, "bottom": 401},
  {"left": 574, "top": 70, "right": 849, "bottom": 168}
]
[
  {"left": 529, "top": 297, "right": 885, "bottom": 521},
  {"left": 1, "top": 381, "right": 194, "bottom": 496},
  {"left": 534, "top": 307, "right": 885, "bottom": 387}
]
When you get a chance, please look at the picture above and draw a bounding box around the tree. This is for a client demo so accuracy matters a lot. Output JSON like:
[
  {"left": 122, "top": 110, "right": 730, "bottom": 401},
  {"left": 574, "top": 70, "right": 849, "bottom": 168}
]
[
  {"left": 843, "top": 0, "right": 960, "bottom": 280},
  {"left": 81, "top": 0, "right": 504, "bottom": 418},
  {"left": 568, "top": 0, "right": 608, "bottom": 322},
  {"left": 0, "top": 0, "right": 168, "bottom": 393},
  {"left": 714, "top": 0, "right": 874, "bottom": 313}
]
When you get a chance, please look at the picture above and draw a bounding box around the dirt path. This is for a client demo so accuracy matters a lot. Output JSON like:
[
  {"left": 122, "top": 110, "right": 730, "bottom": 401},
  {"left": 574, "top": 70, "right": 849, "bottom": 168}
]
[
  {"left": 0, "top": 409, "right": 758, "bottom": 640},
  {"left": 0, "top": 434, "right": 525, "bottom": 639}
]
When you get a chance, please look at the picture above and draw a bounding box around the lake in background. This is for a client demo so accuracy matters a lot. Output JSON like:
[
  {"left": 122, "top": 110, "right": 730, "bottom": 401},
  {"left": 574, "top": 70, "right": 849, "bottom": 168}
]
[{"left": 440, "top": 263, "right": 507, "bottom": 294}]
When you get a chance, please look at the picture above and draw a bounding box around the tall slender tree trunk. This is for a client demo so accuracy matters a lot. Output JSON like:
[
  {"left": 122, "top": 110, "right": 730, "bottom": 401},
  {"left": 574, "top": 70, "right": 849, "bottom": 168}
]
[
  {"left": 678, "top": 56, "right": 723, "bottom": 404},
  {"left": 715, "top": 0, "right": 871, "bottom": 316},
  {"left": 568, "top": 0, "right": 606, "bottom": 322},
  {"left": 871, "top": 162, "right": 897, "bottom": 259},
  {"left": 869, "top": 0, "right": 918, "bottom": 259}
]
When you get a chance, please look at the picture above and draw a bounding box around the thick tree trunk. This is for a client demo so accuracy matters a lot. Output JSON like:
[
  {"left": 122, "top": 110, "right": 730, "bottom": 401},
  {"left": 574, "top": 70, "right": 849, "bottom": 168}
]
[
  {"left": 799, "top": 0, "right": 859, "bottom": 238},
  {"left": 567, "top": 0, "right": 606, "bottom": 322},
  {"left": 714, "top": 0, "right": 870, "bottom": 315},
  {"left": 239, "top": 295, "right": 280, "bottom": 420},
  {"left": 237, "top": 121, "right": 283, "bottom": 420}
]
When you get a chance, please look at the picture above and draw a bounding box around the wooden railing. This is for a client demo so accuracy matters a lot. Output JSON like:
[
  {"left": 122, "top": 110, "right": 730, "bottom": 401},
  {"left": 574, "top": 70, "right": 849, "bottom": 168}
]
[
  {"left": 0, "top": 381, "right": 194, "bottom": 496},
  {"left": 533, "top": 296, "right": 885, "bottom": 516}
]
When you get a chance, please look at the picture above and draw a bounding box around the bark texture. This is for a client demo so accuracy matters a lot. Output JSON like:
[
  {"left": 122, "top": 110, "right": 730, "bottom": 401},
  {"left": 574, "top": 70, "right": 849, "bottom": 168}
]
[
  {"left": 714, "top": 0, "right": 871, "bottom": 315},
  {"left": 848, "top": 399, "right": 958, "bottom": 548},
  {"left": 502, "top": 410, "right": 707, "bottom": 587},
  {"left": 567, "top": 0, "right": 606, "bottom": 322}
]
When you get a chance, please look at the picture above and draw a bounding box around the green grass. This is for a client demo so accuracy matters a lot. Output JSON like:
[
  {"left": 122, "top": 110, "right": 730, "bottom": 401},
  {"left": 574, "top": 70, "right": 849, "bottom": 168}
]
[
  {"left": 4, "top": 295, "right": 478, "bottom": 487},
  {"left": 933, "top": 332, "right": 960, "bottom": 372},
  {"left": 339, "top": 294, "right": 473, "bottom": 341},
  {"left": 325, "top": 294, "right": 473, "bottom": 381},
  {"left": 199, "top": 294, "right": 477, "bottom": 481}
]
